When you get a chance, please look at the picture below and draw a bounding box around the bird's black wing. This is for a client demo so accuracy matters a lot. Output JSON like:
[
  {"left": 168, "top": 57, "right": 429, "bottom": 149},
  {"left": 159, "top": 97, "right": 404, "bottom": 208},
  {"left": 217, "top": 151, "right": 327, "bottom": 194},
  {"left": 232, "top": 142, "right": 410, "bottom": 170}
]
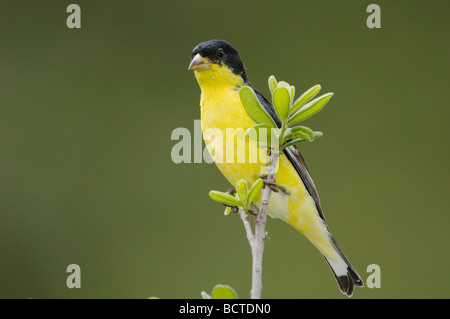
[{"left": 251, "top": 85, "right": 327, "bottom": 223}]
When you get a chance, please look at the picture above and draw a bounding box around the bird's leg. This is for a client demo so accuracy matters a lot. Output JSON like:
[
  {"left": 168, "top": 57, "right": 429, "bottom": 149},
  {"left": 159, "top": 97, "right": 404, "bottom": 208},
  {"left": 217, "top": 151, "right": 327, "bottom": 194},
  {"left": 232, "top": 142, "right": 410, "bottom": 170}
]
[{"left": 258, "top": 174, "right": 290, "bottom": 195}]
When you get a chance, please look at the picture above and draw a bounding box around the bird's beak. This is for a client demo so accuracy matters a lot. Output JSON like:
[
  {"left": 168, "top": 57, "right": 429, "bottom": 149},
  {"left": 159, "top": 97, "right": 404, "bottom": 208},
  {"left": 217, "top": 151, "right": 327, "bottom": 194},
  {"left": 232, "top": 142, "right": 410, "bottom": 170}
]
[{"left": 188, "top": 53, "right": 210, "bottom": 71}]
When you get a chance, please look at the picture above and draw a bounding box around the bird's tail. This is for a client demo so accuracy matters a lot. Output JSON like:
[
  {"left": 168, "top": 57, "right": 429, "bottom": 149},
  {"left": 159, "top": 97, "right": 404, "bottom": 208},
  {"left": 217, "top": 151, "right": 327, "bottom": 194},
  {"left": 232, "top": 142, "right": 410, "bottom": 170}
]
[{"left": 323, "top": 235, "right": 364, "bottom": 297}]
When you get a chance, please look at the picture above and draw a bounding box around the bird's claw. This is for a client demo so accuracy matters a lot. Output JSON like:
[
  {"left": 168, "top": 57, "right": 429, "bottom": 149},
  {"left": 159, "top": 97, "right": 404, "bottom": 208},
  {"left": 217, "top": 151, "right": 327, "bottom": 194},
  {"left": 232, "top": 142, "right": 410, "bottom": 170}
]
[{"left": 258, "top": 174, "right": 290, "bottom": 195}]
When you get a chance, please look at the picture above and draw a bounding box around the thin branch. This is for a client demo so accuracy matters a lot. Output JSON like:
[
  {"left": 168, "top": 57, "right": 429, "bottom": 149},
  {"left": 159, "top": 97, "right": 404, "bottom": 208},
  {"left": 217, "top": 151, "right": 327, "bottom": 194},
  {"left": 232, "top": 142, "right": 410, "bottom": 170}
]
[
  {"left": 238, "top": 209, "right": 254, "bottom": 245},
  {"left": 249, "top": 151, "right": 279, "bottom": 299}
]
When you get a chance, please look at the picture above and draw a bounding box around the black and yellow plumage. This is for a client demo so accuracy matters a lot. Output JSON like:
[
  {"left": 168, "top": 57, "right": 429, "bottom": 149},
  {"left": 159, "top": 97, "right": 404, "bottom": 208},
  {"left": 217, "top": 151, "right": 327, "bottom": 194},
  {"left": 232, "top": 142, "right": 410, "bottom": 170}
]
[{"left": 189, "top": 39, "right": 363, "bottom": 296}]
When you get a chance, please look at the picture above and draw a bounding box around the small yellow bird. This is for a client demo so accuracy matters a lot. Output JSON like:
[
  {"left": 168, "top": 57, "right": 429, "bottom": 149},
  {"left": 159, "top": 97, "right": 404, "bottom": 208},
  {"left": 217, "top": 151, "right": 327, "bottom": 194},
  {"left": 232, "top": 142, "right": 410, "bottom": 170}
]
[{"left": 189, "top": 39, "right": 363, "bottom": 296}]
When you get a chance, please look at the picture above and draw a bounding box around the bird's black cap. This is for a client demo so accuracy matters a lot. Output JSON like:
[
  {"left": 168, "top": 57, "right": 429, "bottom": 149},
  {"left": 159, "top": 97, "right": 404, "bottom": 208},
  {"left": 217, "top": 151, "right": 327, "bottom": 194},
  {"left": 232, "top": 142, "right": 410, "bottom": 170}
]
[{"left": 191, "top": 40, "right": 248, "bottom": 82}]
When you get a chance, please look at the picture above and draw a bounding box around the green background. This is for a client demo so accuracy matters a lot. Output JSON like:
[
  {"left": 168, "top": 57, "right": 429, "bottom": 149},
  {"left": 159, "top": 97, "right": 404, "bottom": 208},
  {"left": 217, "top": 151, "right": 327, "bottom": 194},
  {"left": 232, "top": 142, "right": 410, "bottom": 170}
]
[{"left": 1, "top": 0, "right": 449, "bottom": 299}]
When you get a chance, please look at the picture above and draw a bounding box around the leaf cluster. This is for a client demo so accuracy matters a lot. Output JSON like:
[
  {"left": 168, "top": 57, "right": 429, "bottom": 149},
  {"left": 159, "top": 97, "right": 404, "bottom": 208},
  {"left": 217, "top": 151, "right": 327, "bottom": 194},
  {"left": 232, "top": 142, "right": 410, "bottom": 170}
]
[
  {"left": 240, "top": 75, "right": 333, "bottom": 151},
  {"left": 209, "top": 179, "right": 263, "bottom": 214}
]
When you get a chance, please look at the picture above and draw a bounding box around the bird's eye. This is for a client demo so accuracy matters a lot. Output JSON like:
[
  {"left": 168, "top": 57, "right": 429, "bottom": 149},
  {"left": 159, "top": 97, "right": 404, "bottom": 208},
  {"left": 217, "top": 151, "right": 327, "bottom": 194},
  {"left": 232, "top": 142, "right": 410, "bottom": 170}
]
[{"left": 216, "top": 49, "right": 225, "bottom": 58}]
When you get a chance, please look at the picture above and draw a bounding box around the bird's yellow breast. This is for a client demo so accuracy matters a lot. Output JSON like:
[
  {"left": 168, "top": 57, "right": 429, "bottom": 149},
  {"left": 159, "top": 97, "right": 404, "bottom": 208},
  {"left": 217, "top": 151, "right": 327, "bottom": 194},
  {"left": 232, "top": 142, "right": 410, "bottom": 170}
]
[{"left": 197, "top": 65, "right": 268, "bottom": 186}]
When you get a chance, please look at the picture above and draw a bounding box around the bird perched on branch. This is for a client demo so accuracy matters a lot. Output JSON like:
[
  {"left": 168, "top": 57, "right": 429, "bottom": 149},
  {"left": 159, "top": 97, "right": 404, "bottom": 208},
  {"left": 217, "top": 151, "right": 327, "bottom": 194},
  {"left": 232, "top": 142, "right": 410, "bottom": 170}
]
[{"left": 188, "top": 39, "right": 363, "bottom": 296}]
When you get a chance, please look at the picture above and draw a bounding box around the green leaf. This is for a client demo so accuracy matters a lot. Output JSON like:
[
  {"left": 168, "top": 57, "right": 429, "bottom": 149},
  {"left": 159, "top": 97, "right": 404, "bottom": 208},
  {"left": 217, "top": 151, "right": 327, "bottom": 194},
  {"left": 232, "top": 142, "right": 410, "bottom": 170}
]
[
  {"left": 247, "top": 178, "right": 263, "bottom": 205},
  {"left": 236, "top": 180, "right": 248, "bottom": 208},
  {"left": 272, "top": 87, "right": 291, "bottom": 122},
  {"left": 224, "top": 206, "right": 232, "bottom": 216},
  {"left": 289, "top": 131, "right": 311, "bottom": 142},
  {"left": 290, "top": 84, "right": 321, "bottom": 114},
  {"left": 281, "top": 138, "right": 307, "bottom": 149},
  {"left": 288, "top": 93, "right": 333, "bottom": 125},
  {"left": 290, "top": 126, "right": 315, "bottom": 142},
  {"left": 276, "top": 80, "right": 291, "bottom": 89},
  {"left": 268, "top": 75, "right": 277, "bottom": 93},
  {"left": 247, "top": 124, "right": 276, "bottom": 148},
  {"left": 211, "top": 284, "right": 238, "bottom": 299},
  {"left": 282, "top": 127, "right": 323, "bottom": 146},
  {"left": 239, "top": 86, "right": 277, "bottom": 127},
  {"left": 209, "top": 191, "right": 243, "bottom": 207},
  {"left": 201, "top": 291, "right": 212, "bottom": 299},
  {"left": 290, "top": 86, "right": 295, "bottom": 101},
  {"left": 313, "top": 131, "right": 323, "bottom": 139}
]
